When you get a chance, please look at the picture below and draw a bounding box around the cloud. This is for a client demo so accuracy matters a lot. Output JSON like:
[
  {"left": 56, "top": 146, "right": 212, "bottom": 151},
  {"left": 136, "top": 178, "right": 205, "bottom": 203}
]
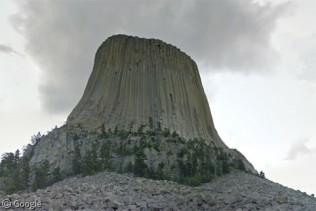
[
  {"left": 10, "top": 0, "right": 289, "bottom": 114},
  {"left": 268, "top": 152, "right": 316, "bottom": 194},
  {"left": 0, "top": 44, "right": 22, "bottom": 56},
  {"left": 295, "top": 34, "right": 316, "bottom": 82},
  {"left": 285, "top": 139, "right": 316, "bottom": 160}
]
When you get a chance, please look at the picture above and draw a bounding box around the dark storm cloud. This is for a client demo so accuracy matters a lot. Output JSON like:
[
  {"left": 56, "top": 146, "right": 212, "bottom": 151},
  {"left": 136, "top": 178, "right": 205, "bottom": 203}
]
[
  {"left": 0, "top": 44, "right": 21, "bottom": 56},
  {"left": 11, "top": 0, "right": 288, "bottom": 114}
]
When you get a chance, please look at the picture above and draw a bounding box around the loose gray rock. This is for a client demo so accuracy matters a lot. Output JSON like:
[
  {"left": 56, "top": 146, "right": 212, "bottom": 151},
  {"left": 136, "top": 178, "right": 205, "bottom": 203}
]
[{"left": 1, "top": 171, "right": 315, "bottom": 210}]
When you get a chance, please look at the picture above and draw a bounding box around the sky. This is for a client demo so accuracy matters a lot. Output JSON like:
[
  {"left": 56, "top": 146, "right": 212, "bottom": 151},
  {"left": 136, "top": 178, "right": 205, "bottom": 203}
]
[{"left": 0, "top": 0, "right": 316, "bottom": 194}]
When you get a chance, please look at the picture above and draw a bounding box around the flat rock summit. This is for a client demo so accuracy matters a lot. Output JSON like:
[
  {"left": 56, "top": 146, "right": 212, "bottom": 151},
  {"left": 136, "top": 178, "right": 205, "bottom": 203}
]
[{"left": 1, "top": 35, "right": 315, "bottom": 210}]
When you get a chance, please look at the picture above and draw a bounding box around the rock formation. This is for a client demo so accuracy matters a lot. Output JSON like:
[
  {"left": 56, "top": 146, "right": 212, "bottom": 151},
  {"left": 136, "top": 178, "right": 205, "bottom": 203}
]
[
  {"left": 1, "top": 35, "right": 315, "bottom": 210},
  {"left": 0, "top": 35, "right": 257, "bottom": 196},
  {"left": 26, "top": 35, "right": 255, "bottom": 175},
  {"left": 67, "top": 35, "right": 225, "bottom": 148}
]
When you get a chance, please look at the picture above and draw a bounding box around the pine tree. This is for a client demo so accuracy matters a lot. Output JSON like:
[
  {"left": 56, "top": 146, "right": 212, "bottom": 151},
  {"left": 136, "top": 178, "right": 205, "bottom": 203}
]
[
  {"left": 32, "top": 160, "right": 50, "bottom": 191},
  {"left": 100, "top": 141, "right": 112, "bottom": 170},
  {"left": 72, "top": 145, "right": 82, "bottom": 174},
  {"left": 134, "top": 149, "right": 147, "bottom": 177}
]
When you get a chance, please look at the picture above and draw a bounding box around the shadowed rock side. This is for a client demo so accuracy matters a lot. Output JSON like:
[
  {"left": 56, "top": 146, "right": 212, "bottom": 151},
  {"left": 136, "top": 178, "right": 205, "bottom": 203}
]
[{"left": 67, "top": 35, "right": 225, "bottom": 148}]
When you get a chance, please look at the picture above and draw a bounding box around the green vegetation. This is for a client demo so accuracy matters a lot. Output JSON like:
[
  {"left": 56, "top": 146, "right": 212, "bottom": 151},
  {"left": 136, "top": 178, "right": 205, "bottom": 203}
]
[
  {"left": 0, "top": 133, "right": 66, "bottom": 193},
  {"left": 259, "top": 171, "right": 266, "bottom": 179},
  {"left": 0, "top": 117, "right": 250, "bottom": 195},
  {"left": 137, "top": 124, "right": 145, "bottom": 135},
  {"left": 72, "top": 144, "right": 82, "bottom": 174},
  {"left": 133, "top": 148, "right": 147, "bottom": 177},
  {"left": 73, "top": 134, "right": 79, "bottom": 141},
  {"left": 32, "top": 160, "right": 50, "bottom": 190},
  {"left": 32, "top": 160, "right": 64, "bottom": 191},
  {"left": 163, "top": 128, "right": 171, "bottom": 137},
  {"left": 0, "top": 147, "right": 34, "bottom": 194},
  {"left": 100, "top": 141, "right": 112, "bottom": 170},
  {"left": 100, "top": 123, "right": 109, "bottom": 139},
  {"left": 0, "top": 145, "right": 63, "bottom": 193},
  {"left": 81, "top": 143, "right": 98, "bottom": 176},
  {"left": 148, "top": 117, "right": 154, "bottom": 131},
  {"left": 0, "top": 151, "right": 23, "bottom": 193},
  {"left": 69, "top": 118, "right": 249, "bottom": 186},
  {"left": 236, "top": 159, "right": 246, "bottom": 171}
]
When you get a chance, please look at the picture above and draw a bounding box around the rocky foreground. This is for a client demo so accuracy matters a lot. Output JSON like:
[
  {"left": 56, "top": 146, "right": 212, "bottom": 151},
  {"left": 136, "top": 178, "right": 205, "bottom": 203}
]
[{"left": 1, "top": 172, "right": 315, "bottom": 211}]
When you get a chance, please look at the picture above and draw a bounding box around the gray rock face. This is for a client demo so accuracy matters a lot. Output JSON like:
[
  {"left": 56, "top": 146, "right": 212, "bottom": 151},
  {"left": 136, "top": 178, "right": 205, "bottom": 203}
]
[
  {"left": 27, "top": 34, "right": 256, "bottom": 175},
  {"left": 67, "top": 34, "right": 226, "bottom": 148},
  {"left": 29, "top": 126, "right": 75, "bottom": 173},
  {"left": 29, "top": 128, "right": 255, "bottom": 176},
  {"left": 1, "top": 172, "right": 315, "bottom": 210}
]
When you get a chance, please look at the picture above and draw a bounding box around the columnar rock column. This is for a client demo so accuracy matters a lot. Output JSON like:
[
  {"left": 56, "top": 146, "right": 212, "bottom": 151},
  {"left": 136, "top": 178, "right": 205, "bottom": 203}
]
[
  {"left": 67, "top": 35, "right": 225, "bottom": 147},
  {"left": 29, "top": 34, "right": 256, "bottom": 175}
]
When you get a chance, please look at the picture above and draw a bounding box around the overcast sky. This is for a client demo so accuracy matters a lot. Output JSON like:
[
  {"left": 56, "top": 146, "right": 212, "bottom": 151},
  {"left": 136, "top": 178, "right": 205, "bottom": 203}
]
[{"left": 1, "top": 0, "right": 316, "bottom": 195}]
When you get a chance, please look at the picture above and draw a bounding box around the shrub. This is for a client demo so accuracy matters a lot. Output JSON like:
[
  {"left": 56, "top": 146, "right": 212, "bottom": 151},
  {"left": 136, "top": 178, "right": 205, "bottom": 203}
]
[
  {"left": 259, "top": 171, "right": 266, "bottom": 179},
  {"left": 100, "top": 141, "right": 112, "bottom": 170},
  {"left": 81, "top": 145, "right": 98, "bottom": 176},
  {"left": 163, "top": 128, "right": 170, "bottom": 137},
  {"left": 137, "top": 124, "right": 145, "bottom": 134},
  {"left": 156, "top": 121, "right": 162, "bottom": 132},
  {"left": 167, "top": 150, "right": 173, "bottom": 156},
  {"left": 172, "top": 131, "right": 179, "bottom": 138},
  {"left": 114, "top": 126, "right": 119, "bottom": 135},
  {"left": 125, "top": 161, "right": 134, "bottom": 173},
  {"left": 73, "top": 134, "right": 79, "bottom": 141},
  {"left": 177, "top": 148, "right": 187, "bottom": 158},
  {"left": 52, "top": 167, "right": 62, "bottom": 183},
  {"left": 236, "top": 159, "right": 246, "bottom": 171},
  {"left": 72, "top": 145, "right": 82, "bottom": 174},
  {"left": 148, "top": 117, "right": 154, "bottom": 130},
  {"left": 100, "top": 124, "right": 109, "bottom": 138},
  {"left": 153, "top": 142, "right": 160, "bottom": 152},
  {"left": 134, "top": 149, "right": 147, "bottom": 177},
  {"left": 128, "top": 122, "right": 134, "bottom": 132}
]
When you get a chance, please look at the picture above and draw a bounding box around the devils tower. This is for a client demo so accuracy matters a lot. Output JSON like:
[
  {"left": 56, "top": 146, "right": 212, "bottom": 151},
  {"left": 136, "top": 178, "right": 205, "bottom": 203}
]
[
  {"left": 0, "top": 35, "right": 256, "bottom": 196},
  {"left": 68, "top": 34, "right": 226, "bottom": 148},
  {"left": 2, "top": 35, "right": 316, "bottom": 210},
  {"left": 26, "top": 34, "right": 256, "bottom": 176}
]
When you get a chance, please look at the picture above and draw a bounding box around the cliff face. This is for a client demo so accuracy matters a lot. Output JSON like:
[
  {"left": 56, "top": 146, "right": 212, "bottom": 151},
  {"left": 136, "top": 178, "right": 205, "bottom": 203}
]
[
  {"left": 26, "top": 35, "right": 256, "bottom": 181},
  {"left": 67, "top": 35, "right": 225, "bottom": 148}
]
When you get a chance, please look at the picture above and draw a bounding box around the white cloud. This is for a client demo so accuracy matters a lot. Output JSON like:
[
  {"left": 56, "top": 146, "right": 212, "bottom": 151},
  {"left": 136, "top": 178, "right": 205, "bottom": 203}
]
[
  {"left": 267, "top": 152, "right": 316, "bottom": 195},
  {"left": 285, "top": 139, "right": 316, "bottom": 160},
  {"left": 0, "top": 108, "right": 66, "bottom": 156},
  {"left": 0, "top": 44, "right": 22, "bottom": 56}
]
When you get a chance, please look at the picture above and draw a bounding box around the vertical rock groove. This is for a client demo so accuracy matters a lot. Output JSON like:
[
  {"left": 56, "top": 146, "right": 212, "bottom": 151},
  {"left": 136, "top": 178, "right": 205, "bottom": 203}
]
[{"left": 67, "top": 35, "right": 226, "bottom": 148}]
